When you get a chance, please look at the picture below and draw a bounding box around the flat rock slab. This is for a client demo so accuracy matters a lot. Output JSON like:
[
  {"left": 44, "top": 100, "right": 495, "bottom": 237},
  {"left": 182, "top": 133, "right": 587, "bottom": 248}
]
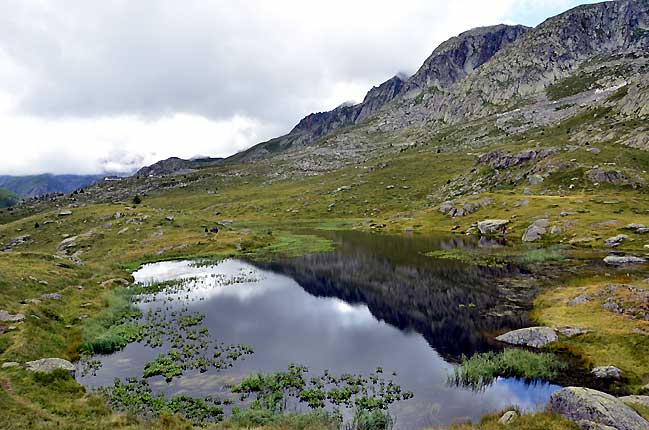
[
  {"left": 24, "top": 358, "right": 75, "bottom": 375},
  {"left": 0, "top": 310, "right": 25, "bottom": 322},
  {"left": 603, "top": 255, "right": 646, "bottom": 265},
  {"left": 496, "top": 326, "right": 558, "bottom": 348},
  {"left": 550, "top": 387, "right": 649, "bottom": 430}
]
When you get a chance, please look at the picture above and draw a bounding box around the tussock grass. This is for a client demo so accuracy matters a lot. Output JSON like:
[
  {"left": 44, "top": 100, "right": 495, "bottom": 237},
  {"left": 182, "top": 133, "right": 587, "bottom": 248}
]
[{"left": 450, "top": 349, "right": 568, "bottom": 389}]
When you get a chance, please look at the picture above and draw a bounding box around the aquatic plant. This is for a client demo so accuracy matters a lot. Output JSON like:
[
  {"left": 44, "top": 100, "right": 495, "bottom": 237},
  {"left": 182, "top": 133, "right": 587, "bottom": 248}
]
[{"left": 449, "top": 348, "right": 568, "bottom": 390}]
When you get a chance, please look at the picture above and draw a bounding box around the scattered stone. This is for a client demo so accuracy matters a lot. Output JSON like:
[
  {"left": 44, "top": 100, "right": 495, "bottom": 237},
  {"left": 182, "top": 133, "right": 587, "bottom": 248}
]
[
  {"left": 587, "top": 147, "right": 601, "bottom": 154},
  {"left": 24, "top": 358, "right": 76, "bottom": 375},
  {"left": 495, "top": 326, "right": 557, "bottom": 348},
  {"left": 512, "top": 199, "right": 529, "bottom": 207},
  {"left": 333, "top": 185, "right": 352, "bottom": 194},
  {"left": 2, "top": 362, "right": 19, "bottom": 368},
  {"left": 0, "top": 310, "right": 25, "bottom": 322},
  {"left": 58, "top": 210, "right": 73, "bottom": 216},
  {"left": 550, "top": 387, "right": 648, "bottom": 430},
  {"left": 498, "top": 410, "right": 518, "bottom": 425},
  {"left": 603, "top": 255, "right": 646, "bottom": 265},
  {"left": 637, "top": 228, "right": 649, "bottom": 234},
  {"left": 560, "top": 211, "right": 574, "bottom": 217},
  {"left": 117, "top": 227, "right": 129, "bottom": 235},
  {"left": 6, "top": 235, "right": 31, "bottom": 248},
  {"left": 165, "top": 216, "right": 175, "bottom": 221},
  {"left": 624, "top": 223, "right": 646, "bottom": 230},
  {"left": 591, "top": 366, "right": 622, "bottom": 379},
  {"left": 522, "top": 219, "right": 549, "bottom": 242},
  {"left": 528, "top": 174, "right": 544, "bottom": 185},
  {"left": 40, "top": 293, "right": 62, "bottom": 300},
  {"left": 477, "top": 219, "right": 509, "bottom": 235},
  {"left": 56, "top": 236, "right": 78, "bottom": 254},
  {"left": 604, "top": 234, "right": 628, "bottom": 248},
  {"left": 569, "top": 294, "right": 591, "bottom": 306}
]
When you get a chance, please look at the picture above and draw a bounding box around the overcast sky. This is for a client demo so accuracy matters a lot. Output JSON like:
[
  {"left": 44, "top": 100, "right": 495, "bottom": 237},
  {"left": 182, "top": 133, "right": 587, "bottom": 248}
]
[{"left": 0, "top": 0, "right": 598, "bottom": 175}]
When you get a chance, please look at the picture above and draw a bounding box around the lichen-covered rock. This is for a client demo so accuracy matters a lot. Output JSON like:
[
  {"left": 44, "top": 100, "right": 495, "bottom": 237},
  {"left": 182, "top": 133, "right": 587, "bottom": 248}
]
[
  {"left": 495, "top": 326, "right": 558, "bottom": 348},
  {"left": 604, "top": 234, "right": 628, "bottom": 248},
  {"left": 498, "top": 410, "right": 518, "bottom": 425},
  {"left": 550, "top": 387, "right": 648, "bottom": 430},
  {"left": 603, "top": 255, "right": 646, "bottom": 265},
  {"left": 591, "top": 366, "right": 622, "bottom": 380},
  {"left": 24, "top": 358, "right": 75, "bottom": 375},
  {"left": 477, "top": 219, "right": 509, "bottom": 235},
  {"left": 522, "top": 219, "right": 549, "bottom": 242}
]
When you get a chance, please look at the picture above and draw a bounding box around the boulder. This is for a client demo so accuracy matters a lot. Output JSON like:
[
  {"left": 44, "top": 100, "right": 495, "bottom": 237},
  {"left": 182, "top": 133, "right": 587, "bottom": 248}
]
[
  {"left": 624, "top": 224, "right": 646, "bottom": 231},
  {"left": 40, "top": 293, "right": 62, "bottom": 300},
  {"left": 568, "top": 294, "right": 591, "bottom": 306},
  {"left": 498, "top": 410, "right": 518, "bottom": 425},
  {"left": 591, "top": 366, "right": 622, "bottom": 379},
  {"left": 58, "top": 210, "right": 73, "bottom": 216},
  {"left": 1, "top": 362, "right": 19, "bottom": 368},
  {"left": 56, "top": 236, "right": 78, "bottom": 254},
  {"left": 477, "top": 219, "right": 509, "bottom": 235},
  {"left": 550, "top": 387, "right": 648, "bottom": 430},
  {"left": 522, "top": 219, "right": 549, "bottom": 242},
  {"left": 528, "top": 174, "right": 545, "bottom": 185},
  {"left": 603, "top": 255, "right": 646, "bottom": 266},
  {"left": 24, "top": 358, "right": 75, "bottom": 375},
  {"left": 604, "top": 234, "right": 628, "bottom": 248},
  {"left": 495, "top": 326, "right": 558, "bottom": 348},
  {"left": 0, "top": 310, "right": 25, "bottom": 322}
]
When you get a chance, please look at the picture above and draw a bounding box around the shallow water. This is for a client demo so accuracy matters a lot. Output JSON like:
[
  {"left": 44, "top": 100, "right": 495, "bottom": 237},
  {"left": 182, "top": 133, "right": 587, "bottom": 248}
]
[{"left": 79, "top": 231, "right": 561, "bottom": 429}]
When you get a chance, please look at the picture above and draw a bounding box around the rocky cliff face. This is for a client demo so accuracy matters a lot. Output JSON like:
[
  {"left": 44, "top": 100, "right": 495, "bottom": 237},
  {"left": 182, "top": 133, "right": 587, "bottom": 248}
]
[
  {"left": 400, "top": 24, "right": 529, "bottom": 95},
  {"left": 231, "top": 24, "right": 528, "bottom": 162}
]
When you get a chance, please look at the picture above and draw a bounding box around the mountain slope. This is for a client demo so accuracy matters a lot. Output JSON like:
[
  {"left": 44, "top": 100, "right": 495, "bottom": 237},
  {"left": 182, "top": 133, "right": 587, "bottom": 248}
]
[
  {"left": 0, "top": 174, "right": 104, "bottom": 197},
  {"left": 0, "top": 188, "right": 18, "bottom": 208},
  {"left": 230, "top": 24, "right": 529, "bottom": 163}
]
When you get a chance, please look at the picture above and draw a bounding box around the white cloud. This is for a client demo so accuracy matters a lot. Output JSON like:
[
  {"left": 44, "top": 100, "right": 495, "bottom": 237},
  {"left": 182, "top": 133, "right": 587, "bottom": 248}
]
[{"left": 0, "top": 0, "right": 593, "bottom": 175}]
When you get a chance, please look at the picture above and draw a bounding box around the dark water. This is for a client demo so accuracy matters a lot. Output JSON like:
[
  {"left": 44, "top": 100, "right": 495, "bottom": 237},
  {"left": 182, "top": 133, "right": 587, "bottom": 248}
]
[{"left": 79, "top": 231, "right": 560, "bottom": 429}]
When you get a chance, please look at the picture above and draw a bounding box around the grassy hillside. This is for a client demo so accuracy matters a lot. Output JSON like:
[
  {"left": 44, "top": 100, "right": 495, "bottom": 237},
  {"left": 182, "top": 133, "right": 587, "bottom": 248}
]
[{"left": 0, "top": 188, "right": 18, "bottom": 208}]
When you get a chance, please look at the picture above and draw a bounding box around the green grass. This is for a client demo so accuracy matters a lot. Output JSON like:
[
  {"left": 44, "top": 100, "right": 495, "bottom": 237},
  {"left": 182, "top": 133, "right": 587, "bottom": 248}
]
[{"left": 449, "top": 349, "right": 568, "bottom": 389}]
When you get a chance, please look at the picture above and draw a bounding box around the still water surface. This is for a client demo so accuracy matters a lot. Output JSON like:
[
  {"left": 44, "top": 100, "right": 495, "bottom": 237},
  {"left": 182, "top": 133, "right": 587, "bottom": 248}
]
[{"left": 80, "top": 231, "right": 560, "bottom": 428}]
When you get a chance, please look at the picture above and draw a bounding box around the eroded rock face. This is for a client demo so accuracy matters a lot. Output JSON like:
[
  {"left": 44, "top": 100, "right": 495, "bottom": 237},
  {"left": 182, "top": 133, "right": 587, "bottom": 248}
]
[
  {"left": 495, "top": 326, "right": 557, "bottom": 348},
  {"left": 550, "top": 387, "right": 649, "bottom": 430},
  {"left": 24, "top": 358, "right": 75, "bottom": 375}
]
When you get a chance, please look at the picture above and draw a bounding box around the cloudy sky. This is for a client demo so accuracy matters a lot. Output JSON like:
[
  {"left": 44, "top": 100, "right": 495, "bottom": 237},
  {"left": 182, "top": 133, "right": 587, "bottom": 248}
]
[{"left": 0, "top": 0, "right": 597, "bottom": 175}]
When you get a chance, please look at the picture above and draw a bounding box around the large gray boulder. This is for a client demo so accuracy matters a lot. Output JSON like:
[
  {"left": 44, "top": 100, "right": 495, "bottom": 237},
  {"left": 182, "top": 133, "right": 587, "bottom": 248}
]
[
  {"left": 477, "top": 219, "right": 509, "bottom": 235},
  {"left": 550, "top": 387, "right": 649, "bottom": 430},
  {"left": 24, "top": 358, "right": 76, "bottom": 375},
  {"left": 522, "top": 219, "right": 549, "bottom": 242},
  {"left": 604, "top": 234, "right": 628, "bottom": 248},
  {"left": 495, "top": 326, "right": 558, "bottom": 348}
]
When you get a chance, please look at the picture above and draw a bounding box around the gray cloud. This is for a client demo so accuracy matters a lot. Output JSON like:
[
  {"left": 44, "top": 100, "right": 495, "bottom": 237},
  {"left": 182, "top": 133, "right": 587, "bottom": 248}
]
[{"left": 0, "top": 0, "right": 595, "bottom": 175}]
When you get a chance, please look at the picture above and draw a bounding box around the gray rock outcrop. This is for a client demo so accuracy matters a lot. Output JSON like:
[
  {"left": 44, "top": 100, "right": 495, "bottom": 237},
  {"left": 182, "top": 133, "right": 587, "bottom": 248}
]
[
  {"left": 550, "top": 387, "right": 649, "bottom": 430},
  {"left": 603, "top": 255, "right": 647, "bottom": 265},
  {"left": 495, "top": 326, "right": 558, "bottom": 348},
  {"left": 477, "top": 219, "right": 509, "bottom": 235},
  {"left": 0, "top": 310, "right": 25, "bottom": 322},
  {"left": 522, "top": 219, "right": 549, "bottom": 242},
  {"left": 591, "top": 366, "right": 622, "bottom": 379},
  {"left": 24, "top": 358, "right": 76, "bottom": 375}
]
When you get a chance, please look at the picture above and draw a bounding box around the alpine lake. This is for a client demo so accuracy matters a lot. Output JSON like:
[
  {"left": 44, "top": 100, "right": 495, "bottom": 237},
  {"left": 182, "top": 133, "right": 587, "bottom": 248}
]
[{"left": 76, "top": 229, "right": 603, "bottom": 429}]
